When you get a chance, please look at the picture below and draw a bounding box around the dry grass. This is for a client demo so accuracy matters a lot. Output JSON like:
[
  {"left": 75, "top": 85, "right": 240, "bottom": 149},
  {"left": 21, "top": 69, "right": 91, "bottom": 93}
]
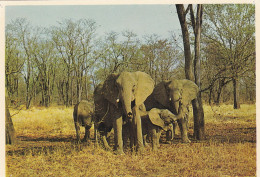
[{"left": 6, "top": 104, "right": 256, "bottom": 176}]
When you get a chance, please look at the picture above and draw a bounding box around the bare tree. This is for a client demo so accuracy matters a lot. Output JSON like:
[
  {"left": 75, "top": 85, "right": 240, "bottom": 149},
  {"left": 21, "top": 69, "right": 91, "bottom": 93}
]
[
  {"left": 51, "top": 19, "right": 97, "bottom": 105},
  {"left": 33, "top": 37, "right": 57, "bottom": 107},
  {"left": 176, "top": 4, "right": 205, "bottom": 140},
  {"left": 202, "top": 4, "right": 255, "bottom": 109},
  {"left": 8, "top": 18, "right": 40, "bottom": 109}
]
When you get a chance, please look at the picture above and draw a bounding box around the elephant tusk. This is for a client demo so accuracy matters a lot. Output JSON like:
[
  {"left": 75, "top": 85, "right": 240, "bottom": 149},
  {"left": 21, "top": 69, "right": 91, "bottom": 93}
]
[{"left": 116, "top": 98, "right": 120, "bottom": 103}]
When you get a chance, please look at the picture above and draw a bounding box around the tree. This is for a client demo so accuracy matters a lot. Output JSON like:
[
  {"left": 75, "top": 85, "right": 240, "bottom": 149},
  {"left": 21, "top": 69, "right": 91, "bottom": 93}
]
[
  {"left": 7, "top": 18, "right": 40, "bottom": 109},
  {"left": 176, "top": 4, "right": 205, "bottom": 140},
  {"left": 141, "top": 35, "right": 182, "bottom": 84},
  {"left": 95, "top": 30, "right": 141, "bottom": 81},
  {"left": 5, "top": 23, "right": 24, "bottom": 102},
  {"left": 5, "top": 94, "right": 16, "bottom": 145},
  {"left": 33, "top": 37, "right": 57, "bottom": 107},
  {"left": 202, "top": 4, "right": 255, "bottom": 109},
  {"left": 51, "top": 19, "right": 97, "bottom": 106}
]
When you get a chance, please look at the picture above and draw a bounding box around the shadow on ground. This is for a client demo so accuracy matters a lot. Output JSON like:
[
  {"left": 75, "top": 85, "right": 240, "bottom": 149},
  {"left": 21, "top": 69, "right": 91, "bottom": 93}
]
[{"left": 6, "top": 122, "right": 256, "bottom": 156}]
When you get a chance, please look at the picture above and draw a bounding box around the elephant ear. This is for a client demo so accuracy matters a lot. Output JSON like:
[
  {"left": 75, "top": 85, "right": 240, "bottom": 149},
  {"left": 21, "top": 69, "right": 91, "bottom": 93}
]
[
  {"left": 148, "top": 108, "right": 168, "bottom": 131},
  {"left": 134, "top": 71, "right": 155, "bottom": 106},
  {"left": 153, "top": 81, "right": 170, "bottom": 108},
  {"left": 181, "top": 79, "right": 199, "bottom": 106},
  {"left": 102, "top": 73, "right": 120, "bottom": 106}
]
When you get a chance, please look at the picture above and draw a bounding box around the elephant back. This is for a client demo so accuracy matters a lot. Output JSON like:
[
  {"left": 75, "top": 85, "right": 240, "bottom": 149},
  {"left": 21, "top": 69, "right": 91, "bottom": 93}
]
[{"left": 74, "top": 100, "right": 93, "bottom": 127}]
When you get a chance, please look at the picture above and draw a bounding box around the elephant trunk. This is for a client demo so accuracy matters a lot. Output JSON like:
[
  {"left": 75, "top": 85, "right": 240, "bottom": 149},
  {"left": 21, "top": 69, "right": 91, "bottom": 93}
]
[
  {"left": 174, "top": 101, "right": 179, "bottom": 115},
  {"left": 170, "top": 98, "right": 179, "bottom": 116},
  {"left": 120, "top": 88, "right": 133, "bottom": 119}
]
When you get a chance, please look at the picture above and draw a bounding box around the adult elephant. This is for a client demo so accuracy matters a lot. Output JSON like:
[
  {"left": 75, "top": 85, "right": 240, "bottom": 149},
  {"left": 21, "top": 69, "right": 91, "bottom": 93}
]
[
  {"left": 94, "top": 83, "right": 114, "bottom": 150},
  {"left": 145, "top": 79, "right": 199, "bottom": 143},
  {"left": 94, "top": 71, "right": 154, "bottom": 154}
]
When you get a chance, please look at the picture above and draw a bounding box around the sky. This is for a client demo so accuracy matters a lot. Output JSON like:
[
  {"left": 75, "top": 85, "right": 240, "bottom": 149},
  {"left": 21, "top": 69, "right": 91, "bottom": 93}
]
[{"left": 5, "top": 5, "right": 181, "bottom": 39}]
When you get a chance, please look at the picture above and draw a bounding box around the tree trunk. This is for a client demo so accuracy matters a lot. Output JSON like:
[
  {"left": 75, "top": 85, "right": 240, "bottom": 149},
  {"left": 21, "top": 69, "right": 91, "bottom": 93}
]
[
  {"left": 192, "top": 5, "right": 205, "bottom": 140},
  {"left": 233, "top": 77, "right": 240, "bottom": 109},
  {"left": 176, "top": 4, "right": 205, "bottom": 140},
  {"left": 209, "top": 87, "right": 213, "bottom": 104},
  {"left": 192, "top": 96, "right": 205, "bottom": 140},
  {"left": 71, "top": 77, "right": 73, "bottom": 106},
  {"left": 176, "top": 4, "right": 194, "bottom": 81},
  {"left": 6, "top": 98, "right": 16, "bottom": 144},
  {"left": 66, "top": 81, "right": 69, "bottom": 107}
]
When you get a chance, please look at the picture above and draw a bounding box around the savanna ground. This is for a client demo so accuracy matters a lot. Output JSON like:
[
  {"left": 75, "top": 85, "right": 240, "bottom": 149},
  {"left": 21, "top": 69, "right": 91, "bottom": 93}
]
[{"left": 6, "top": 104, "right": 256, "bottom": 176}]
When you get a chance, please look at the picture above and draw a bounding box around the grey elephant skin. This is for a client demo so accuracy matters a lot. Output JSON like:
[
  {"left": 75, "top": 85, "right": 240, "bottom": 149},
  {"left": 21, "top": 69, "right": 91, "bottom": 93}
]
[
  {"left": 140, "top": 107, "right": 178, "bottom": 151},
  {"left": 73, "top": 100, "right": 93, "bottom": 143},
  {"left": 94, "top": 71, "right": 154, "bottom": 154},
  {"left": 93, "top": 83, "right": 114, "bottom": 150},
  {"left": 145, "top": 79, "right": 199, "bottom": 143}
]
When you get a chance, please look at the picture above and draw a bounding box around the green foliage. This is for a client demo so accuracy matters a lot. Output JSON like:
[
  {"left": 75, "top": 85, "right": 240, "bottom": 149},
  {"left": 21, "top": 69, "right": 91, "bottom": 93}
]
[{"left": 201, "top": 4, "right": 255, "bottom": 104}]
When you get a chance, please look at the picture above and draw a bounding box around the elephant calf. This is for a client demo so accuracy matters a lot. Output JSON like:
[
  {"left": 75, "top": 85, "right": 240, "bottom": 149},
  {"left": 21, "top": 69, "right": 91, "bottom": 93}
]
[
  {"left": 73, "top": 100, "right": 93, "bottom": 143},
  {"left": 140, "top": 107, "right": 178, "bottom": 151}
]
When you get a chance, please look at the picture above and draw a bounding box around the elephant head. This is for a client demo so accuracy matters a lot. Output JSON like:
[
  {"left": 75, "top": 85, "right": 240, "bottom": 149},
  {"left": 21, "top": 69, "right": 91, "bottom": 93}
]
[
  {"left": 148, "top": 108, "right": 177, "bottom": 131},
  {"left": 153, "top": 79, "right": 199, "bottom": 115},
  {"left": 102, "top": 71, "right": 154, "bottom": 119}
]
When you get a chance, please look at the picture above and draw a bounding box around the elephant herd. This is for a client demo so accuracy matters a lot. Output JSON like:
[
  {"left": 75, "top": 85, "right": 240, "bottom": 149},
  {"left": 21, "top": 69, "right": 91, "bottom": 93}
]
[{"left": 73, "top": 71, "right": 199, "bottom": 154}]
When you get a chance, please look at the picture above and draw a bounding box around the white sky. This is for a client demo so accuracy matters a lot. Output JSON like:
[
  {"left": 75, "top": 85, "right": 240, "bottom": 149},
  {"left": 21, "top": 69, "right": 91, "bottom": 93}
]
[{"left": 5, "top": 5, "right": 180, "bottom": 39}]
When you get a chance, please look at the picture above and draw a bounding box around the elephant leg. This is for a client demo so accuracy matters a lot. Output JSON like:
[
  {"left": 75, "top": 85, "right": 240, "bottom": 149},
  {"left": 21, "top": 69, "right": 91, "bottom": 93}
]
[
  {"left": 142, "top": 121, "right": 149, "bottom": 147},
  {"left": 83, "top": 126, "right": 90, "bottom": 142},
  {"left": 156, "top": 128, "right": 162, "bottom": 148},
  {"left": 113, "top": 116, "right": 124, "bottom": 155},
  {"left": 133, "top": 106, "right": 144, "bottom": 151},
  {"left": 122, "top": 123, "right": 130, "bottom": 149},
  {"left": 102, "top": 133, "right": 111, "bottom": 150},
  {"left": 107, "top": 130, "right": 112, "bottom": 145},
  {"left": 129, "top": 120, "right": 135, "bottom": 151},
  {"left": 166, "top": 130, "right": 172, "bottom": 144},
  {"left": 172, "top": 122, "right": 177, "bottom": 140},
  {"left": 143, "top": 134, "right": 148, "bottom": 147},
  {"left": 94, "top": 125, "right": 99, "bottom": 147},
  {"left": 177, "top": 117, "right": 190, "bottom": 143},
  {"left": 75, "top": 122, "right": 81, "bottom": 143},
  {"left": 151, "top": 128, "right": 158, "bottom": 151},
  {"left": 166, "top": 123, "right": 174, "bottom": 143}
]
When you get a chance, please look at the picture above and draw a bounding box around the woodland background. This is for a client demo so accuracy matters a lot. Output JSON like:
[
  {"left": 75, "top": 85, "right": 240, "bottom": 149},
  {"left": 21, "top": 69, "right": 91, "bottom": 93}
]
[{"left": 5, "top": 4, "right": 255, "bottom": 109}]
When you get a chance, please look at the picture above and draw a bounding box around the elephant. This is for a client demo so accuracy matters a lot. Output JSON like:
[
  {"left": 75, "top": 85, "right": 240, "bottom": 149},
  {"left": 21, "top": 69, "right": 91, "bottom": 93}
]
[
  {"left": 145, "top": 79, "right": 199, "bottom": 143},
  {"left": 140, "top": 106, "right": 178, "bottom": 151},
  {"left": 93, "top": 82, "right": 116, "bottom": 150},
  {"left": 73, "top": 100, "right": 93, "bottom": 143},
  {"left": 94, "top": 71, "right": 154, "bottom": 154}
]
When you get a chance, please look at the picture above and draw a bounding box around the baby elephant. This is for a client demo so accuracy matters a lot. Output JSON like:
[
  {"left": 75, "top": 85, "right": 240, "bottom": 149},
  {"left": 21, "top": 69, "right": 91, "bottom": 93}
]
[
  {"left": 73, "top": 100, "right": 93, "bottom": 143},
  {"left": 141, "top": 108, "right": 178, "bottom": 151}
]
